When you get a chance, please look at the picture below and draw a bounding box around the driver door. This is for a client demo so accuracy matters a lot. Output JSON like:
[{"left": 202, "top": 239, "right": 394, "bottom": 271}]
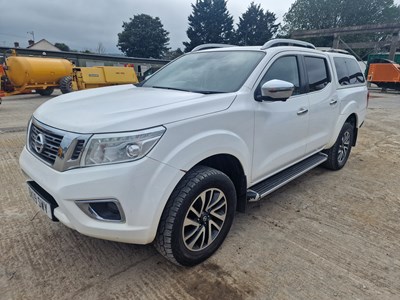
[{"left": 252, "top": 55, "right": 309, "bottom": 183}]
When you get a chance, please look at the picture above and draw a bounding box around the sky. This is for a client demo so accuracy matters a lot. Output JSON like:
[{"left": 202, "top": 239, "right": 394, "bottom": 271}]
[{"left": 0, "top": 0, "right": 296, "bottom": 54}]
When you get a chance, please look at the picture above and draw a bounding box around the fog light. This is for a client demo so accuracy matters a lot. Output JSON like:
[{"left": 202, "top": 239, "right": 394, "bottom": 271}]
[{"left": 75, "top": 199, "right": 125, "bottom": 222}]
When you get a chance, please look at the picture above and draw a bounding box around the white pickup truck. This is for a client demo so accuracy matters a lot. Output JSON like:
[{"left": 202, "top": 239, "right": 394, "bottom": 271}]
[{"left": 20, "top": 39, "right": 368, "bottom": 266}]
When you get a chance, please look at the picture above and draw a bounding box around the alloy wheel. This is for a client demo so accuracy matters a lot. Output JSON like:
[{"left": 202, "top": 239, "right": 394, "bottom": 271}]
[{"left": 182, "top": 188, "right": 227, "bottom": 251}]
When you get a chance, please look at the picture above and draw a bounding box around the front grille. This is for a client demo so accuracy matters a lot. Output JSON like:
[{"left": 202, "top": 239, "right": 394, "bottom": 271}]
[
  {"left": 28, "top": 119, "right": 91, "bottom": 171},
  {"left": 29, "top": 123, "right": 63, "bottom": 164}
]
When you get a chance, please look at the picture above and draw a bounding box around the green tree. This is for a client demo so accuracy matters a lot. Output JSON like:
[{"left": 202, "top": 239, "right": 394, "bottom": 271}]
[
  {"left": 117, "top": 14, "right": 170, "bottom": 58},
  {"left": 163, "top": 48, "right": 184, "bottom": 60},
  {"left": 284, "top": 0, "right": 398, "bottom": 31},
  {"left": 184, "top": 0, "right": 234, "bottom": 52},
  {"left": 54, "top": 43, "right": 70, "bottom": 51},
  {"left": 282, "top": 0, "right": 400, "bottom": 52},
  {"left": 235, "top": 2, "right": 278, "bottom": 46}
]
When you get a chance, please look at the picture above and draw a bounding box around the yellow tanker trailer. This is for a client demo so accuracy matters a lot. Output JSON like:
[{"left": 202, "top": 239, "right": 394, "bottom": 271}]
[
  {"left": 1, "top": 50, "right": 73, "bottom": 96},
  {"left": 0, "top": 51, "right": 140, "bottom": 102}
]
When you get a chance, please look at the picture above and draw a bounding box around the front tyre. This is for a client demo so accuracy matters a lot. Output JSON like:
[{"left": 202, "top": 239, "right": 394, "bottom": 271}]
[
  {"left": 155, "top": 166, "right": 236, "bottom": 266},
  {"left": 323, "top": 122, "right": 354, "bottom": 170}
]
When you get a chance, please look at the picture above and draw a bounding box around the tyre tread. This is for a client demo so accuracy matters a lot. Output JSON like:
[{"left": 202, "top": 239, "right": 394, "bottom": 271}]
[
  {"left": 59, "top": 76, "right": 73, "bottom": 94},
  {"left": 154, "top": 166, "right": 228, "bottom": 265},
  {"left": 323, "top": 122, "right": 354, "bottom": 170}
]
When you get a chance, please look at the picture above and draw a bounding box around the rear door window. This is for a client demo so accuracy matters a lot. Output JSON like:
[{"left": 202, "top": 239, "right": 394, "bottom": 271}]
[
  {"left": 304, "top": 56, "right": 331, "bottom": 92},
  {"left": 333, "top": 58, "right": 350, "bottom": 85}
]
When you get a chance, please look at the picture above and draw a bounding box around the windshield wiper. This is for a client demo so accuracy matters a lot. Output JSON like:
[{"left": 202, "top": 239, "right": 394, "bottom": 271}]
[
  {"left": 151, "top": 86, "right": 224, "bottom": 94},
  {"left": 151, "top": 86, "right": 191, "bottom": 92},
  {"left": 194, "top": 91, "right": 224, "bottom": 94}
]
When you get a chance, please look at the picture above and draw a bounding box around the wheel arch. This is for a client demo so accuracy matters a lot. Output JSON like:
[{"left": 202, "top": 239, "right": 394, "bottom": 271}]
[
  {"left": 345, "top": 113, "right": 358, "bottom": 146},
  {"left": 196, "top": 154, "right": 247, "bottom": 212},
  {"left": 326, "top": 112, "right": 359, "bottom": 148},
  {"left": 149, "top": 128, "right": 253, "bottom": 242},
  {"left": 151, "top": 151, "right": 249, "bottom": 245}
]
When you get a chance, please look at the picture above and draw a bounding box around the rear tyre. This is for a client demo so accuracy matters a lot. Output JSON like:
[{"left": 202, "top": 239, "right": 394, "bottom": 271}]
[
  {"left": 323, "top": 122, "right": 354, "bottom": 170},
  {"left": 36, "top": 87, "right": 54, "bottom": 96},
  {"left": 155, "top": 166, "right": 236, "bottom": 266},
  {"left": 59, "top": 76, "right": 73, "bottom": 94}
]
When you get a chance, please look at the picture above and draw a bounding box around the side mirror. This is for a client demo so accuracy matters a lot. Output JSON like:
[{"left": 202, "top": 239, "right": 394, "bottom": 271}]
[{"left": 261, "top": 79, "right": 294, "bottom": 101}]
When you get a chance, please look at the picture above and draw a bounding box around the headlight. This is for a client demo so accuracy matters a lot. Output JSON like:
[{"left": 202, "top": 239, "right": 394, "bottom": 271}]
[{"left": 82, "top": 126, "right": 165, "bottom": 166}]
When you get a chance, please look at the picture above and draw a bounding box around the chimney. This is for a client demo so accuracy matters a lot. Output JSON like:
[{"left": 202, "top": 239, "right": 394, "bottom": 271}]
[
  {"left": 14, "top": 42, "right": 20, "bottom": 48},
  {"left": 28, "top": 39, "right": 34, "bottom": 46}
]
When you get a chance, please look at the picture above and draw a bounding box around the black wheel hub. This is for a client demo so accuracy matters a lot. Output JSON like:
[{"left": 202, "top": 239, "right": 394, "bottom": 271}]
[{"left": 199, "top": 212, "right": 210, "bottom": 225}]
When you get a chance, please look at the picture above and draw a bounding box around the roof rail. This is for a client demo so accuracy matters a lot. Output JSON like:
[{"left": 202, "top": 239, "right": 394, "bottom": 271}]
[
  {"left": 322, "top": 48, "right": 350, "bottom": 54},
  {"left": 191, "top": 43, "right": 235, "bottom": 52},
  {"left": 261, "top": 39, "right": 316, "bottom": 50}
]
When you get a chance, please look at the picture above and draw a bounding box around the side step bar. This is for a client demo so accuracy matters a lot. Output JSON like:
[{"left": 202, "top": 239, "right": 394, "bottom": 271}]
[{"left": 247, "top": 153, "right": 327, "bottom": 202}]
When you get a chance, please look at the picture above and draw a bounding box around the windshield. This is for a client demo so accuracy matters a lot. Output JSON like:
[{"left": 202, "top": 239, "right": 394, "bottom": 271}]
[{"left": 142, "top": 50, "right": 265, "bottom": 93}]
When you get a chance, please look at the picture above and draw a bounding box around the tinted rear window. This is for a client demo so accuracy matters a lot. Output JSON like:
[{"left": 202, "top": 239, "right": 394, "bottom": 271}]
[
  {"left": 346, "top": 59, "right": 365, "bottom": 84},
  {"left": 334, "top": 58, "right": 349, "bottom": 85},
  {"left": 304, "top": 56, "right": 330, "bottom": 92},
  {"left": 334, "top": 57, "right": 365, "bottom": 86}
]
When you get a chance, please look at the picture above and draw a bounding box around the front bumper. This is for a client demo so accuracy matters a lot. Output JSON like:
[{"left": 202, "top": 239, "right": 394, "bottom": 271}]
[{"left": 20, "top": 147, "right": 184, "bottom": 244}]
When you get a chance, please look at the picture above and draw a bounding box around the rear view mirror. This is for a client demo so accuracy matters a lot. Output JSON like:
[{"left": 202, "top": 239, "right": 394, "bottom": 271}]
[{"left": 261, "top": 79, "right": 294, "bottom": 101}]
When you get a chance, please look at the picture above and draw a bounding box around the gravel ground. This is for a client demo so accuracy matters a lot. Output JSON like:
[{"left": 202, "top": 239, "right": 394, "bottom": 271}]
[{"left": 0, "top": 90, "right": 399, "bottom": 300}]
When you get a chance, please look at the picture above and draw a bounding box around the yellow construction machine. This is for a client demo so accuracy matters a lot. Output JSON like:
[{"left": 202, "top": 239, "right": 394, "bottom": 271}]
[
  {"left": 59, "top": 66, "right": 139, "bottom": 94},
  {"left": 0, "top": 51, "right": 139, "bottom": 100}
]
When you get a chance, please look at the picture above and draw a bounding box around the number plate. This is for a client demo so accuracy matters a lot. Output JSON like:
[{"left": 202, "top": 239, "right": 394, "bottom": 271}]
[{"left": 28, "top": 184, "right": 54, "bottom": 220}]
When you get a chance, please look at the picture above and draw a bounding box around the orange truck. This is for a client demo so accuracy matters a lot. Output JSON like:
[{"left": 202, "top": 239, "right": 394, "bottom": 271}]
[{"left": 367, "top": 59, "right": 400, "bottom": 90}]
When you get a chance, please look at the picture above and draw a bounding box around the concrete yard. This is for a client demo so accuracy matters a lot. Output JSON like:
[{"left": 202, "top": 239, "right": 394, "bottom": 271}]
[{"left": 0, "top": 90, "right": 399, "bottom": 299}]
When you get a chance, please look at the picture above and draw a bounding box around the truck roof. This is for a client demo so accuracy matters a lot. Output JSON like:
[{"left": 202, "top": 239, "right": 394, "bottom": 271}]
[{"left": 192, "top": 39, "right": 356, "bottom": 60}]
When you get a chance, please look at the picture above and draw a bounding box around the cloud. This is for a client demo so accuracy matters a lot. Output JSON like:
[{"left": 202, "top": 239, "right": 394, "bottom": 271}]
[{"left": 0, "top": 0, "right": 295, "bottom": 53}]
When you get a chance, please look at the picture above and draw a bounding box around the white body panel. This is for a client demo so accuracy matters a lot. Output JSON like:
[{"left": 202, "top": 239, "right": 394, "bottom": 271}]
[
  {"left": 20, "top": 147, "right": 184, "bottom": 244},
  {"left": 252, "top": 95, "right": 309, "bottom": 183},
  {"left": 306, "top": 82, "right": 339, "bottom": 153},
  {"left": 34, "top": 84, "right": 236, "bottom": 133},
  {"left": 19, "top": 45, "right": 368, "bottom": 245},
  {"left": 149, "top": 92, "right": 255, "bottom": 182}
]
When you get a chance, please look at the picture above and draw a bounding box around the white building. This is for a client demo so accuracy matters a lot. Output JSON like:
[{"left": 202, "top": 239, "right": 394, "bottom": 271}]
[{"left": 27, "top": 39, "right": 61, "bottom": 52}]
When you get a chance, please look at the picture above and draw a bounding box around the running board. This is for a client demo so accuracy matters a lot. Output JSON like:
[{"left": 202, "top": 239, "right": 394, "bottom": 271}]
[{"left": 247, "top": 153, "right": 327, "bottom": 202}]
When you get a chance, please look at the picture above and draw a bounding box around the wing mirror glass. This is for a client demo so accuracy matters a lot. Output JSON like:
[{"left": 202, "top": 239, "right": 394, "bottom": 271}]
[{"left": 261, "top": 79, "right": 294, "bottom": 101}]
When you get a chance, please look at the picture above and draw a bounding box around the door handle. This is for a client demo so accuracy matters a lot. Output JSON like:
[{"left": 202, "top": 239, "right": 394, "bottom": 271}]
[
  {"left": 297, "top": 108, "right": 308, "bottom": 115},
  {"left": 330, "top": 99, "right": 338, "bottom": 105}
]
